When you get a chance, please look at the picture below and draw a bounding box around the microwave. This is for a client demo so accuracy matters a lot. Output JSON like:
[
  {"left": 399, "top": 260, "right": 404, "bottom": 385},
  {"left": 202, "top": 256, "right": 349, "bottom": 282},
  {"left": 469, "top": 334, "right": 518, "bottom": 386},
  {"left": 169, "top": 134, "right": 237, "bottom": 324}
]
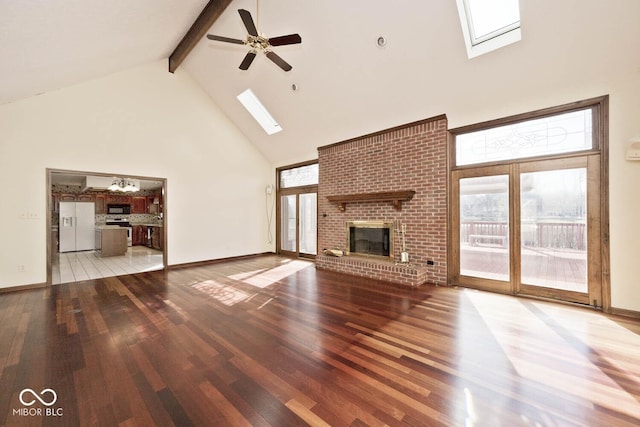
[{"left": 107, "top": 204, "right": 131, "bottom": 214}]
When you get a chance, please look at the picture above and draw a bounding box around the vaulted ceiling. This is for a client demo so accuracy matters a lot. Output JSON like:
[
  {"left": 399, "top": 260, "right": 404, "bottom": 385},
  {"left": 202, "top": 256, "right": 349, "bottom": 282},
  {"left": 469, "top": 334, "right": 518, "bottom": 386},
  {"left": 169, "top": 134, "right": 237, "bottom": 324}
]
[{"left": 2, "top": 1, "right": 639, "bottom": 165}]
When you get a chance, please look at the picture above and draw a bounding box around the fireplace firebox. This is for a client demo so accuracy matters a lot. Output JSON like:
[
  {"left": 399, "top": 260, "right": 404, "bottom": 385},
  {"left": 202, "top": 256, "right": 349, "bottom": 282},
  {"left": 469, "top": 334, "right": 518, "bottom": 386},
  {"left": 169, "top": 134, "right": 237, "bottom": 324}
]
[{"left": 346, "top": 221, "right": 394, "bottom": 259}]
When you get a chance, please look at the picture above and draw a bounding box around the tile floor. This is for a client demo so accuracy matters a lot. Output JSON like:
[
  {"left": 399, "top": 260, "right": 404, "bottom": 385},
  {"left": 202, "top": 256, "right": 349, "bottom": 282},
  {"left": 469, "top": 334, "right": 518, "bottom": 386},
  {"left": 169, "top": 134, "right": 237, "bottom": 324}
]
[{"left": 52, "top": 246, "right": 164, "bottom": 285}]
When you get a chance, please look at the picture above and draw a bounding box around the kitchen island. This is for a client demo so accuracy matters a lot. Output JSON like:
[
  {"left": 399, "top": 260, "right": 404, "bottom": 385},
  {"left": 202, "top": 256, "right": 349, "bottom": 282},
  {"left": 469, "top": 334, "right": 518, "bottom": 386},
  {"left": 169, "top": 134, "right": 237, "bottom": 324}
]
[{"left": 95, "top": 226, "right": 128, "bottom": 257}]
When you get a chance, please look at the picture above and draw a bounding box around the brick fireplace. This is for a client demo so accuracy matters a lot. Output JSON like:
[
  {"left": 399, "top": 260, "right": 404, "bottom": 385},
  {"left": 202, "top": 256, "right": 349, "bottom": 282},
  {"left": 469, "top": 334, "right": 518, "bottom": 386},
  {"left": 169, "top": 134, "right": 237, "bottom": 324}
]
[{"left": 316, "top": 115, "right": 448, "bottom": 287}]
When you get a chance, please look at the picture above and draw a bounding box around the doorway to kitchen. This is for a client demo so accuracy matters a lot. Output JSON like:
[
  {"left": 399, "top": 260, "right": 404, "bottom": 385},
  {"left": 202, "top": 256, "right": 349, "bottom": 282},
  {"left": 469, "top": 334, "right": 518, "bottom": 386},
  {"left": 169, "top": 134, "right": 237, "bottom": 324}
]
[
  {"left": 47, "top": 169, "right": 167, "bottom": 285},
  {"left": 276, "top": 161, "right": 318, "bottom": 259}
]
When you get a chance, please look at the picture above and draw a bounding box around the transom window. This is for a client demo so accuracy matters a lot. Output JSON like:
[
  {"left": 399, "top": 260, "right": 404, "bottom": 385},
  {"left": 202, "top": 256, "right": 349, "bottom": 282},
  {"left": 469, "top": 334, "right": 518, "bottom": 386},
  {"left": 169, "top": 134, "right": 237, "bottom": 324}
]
[
  {"left": 279, "top": 163, "right": 318, "bottom": 188},
  {"left": 455, "top": 108, "right": 594, "bottom": 166}
]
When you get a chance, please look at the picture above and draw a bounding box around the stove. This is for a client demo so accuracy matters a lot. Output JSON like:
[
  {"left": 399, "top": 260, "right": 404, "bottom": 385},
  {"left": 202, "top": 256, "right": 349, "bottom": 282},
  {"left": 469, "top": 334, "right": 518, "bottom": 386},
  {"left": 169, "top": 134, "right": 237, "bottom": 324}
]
[{"left": 106, "top": 218, "right": 130, "bottom": 227}]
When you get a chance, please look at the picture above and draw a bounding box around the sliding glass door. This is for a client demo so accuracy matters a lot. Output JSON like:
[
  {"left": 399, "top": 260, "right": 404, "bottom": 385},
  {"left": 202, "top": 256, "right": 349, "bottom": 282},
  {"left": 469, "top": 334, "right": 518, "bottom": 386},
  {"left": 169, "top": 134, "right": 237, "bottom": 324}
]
[
  {"left": 450, "top": 97, "right": 608, "bottom": 308},
  {"left": 279, "top": 192, "right": 317, "bottom": 257},
  {"left": 456, "top": 168, "right": 511, "bottom": 292},
  {"left": 519, "top": 168, "right": 587, "bottom": 291},
  {"left": 452, "top": 158, "right": 600, "bottom": 305},
  {"left": 299, "top": 193, "right": 317, "bottom": 255},
  {"left": 277, "top": 162, "right": 318, "bottom": 259},
  {"left": 516, "top": 157, "right": 601, "bottom": 304},
  {"left": 281, "top": 195, "right": 297, "bottom": 252},
  {"left": 453, "top": 166, "right": 512, "bottom": 294}
]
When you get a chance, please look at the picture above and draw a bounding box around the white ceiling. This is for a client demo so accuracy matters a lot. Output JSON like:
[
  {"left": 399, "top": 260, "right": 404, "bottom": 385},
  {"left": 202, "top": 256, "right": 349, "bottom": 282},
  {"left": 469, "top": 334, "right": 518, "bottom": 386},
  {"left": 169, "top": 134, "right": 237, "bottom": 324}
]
[
  {"left": 2, "top": 1, "right": 640, "bottom": 166},
  {"left": 0, "top": 0, "right": 207, "bottom": 104}
]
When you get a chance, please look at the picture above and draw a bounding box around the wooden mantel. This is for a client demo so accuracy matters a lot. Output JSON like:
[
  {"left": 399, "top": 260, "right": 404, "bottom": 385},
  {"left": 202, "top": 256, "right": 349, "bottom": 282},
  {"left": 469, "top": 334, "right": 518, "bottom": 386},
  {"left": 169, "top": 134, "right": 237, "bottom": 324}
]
[{"left": 326, "top": 190, "right": 416, "bottom": 212}]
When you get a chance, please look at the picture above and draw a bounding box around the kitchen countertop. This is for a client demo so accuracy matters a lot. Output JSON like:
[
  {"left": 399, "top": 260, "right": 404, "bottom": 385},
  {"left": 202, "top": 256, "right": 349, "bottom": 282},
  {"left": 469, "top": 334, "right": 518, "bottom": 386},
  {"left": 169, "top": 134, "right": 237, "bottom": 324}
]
[{"left": 95, "top": 225, "right": 123, "bottom": 230}]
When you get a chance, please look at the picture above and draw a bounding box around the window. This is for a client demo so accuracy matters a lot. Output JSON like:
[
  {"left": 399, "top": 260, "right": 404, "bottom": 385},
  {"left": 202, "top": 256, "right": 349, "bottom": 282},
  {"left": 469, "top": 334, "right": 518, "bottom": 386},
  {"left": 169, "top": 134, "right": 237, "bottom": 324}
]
[
  {"left": 455, "top": 108, "right": 594, "bottom": 166},
  {"left": 279, "top": 163, "right": 318, "bottom": 188},
  {"left": 456, "top": 0, "right": 521, "bottom": 58},
  {"left": 237, "top": 89, "right": 282, "bottom": 135}
]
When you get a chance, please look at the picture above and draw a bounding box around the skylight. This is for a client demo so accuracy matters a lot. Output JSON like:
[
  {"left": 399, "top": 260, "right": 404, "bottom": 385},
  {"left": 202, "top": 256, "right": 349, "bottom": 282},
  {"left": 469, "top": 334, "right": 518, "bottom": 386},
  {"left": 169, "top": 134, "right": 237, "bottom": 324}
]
[
  {"left": 456, "top": 0, "right": 521, "bottom": 58},
  {"left": 237, "top": 89, "right": 282, "bottom": 135}
]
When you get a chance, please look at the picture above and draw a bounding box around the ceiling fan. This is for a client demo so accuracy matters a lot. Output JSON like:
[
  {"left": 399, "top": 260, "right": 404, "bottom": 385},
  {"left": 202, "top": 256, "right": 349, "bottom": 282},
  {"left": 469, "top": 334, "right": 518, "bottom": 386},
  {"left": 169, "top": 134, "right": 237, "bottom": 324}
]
[{"left": 206, "top": 8, "right": 301, "bottom": 72}]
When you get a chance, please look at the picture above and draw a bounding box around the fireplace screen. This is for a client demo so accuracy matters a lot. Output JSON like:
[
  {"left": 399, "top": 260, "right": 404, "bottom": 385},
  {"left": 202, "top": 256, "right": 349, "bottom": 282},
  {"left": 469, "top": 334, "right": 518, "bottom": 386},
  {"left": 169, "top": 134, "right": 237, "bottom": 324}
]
[{"left": 346, "top": 221, "right": 394, "bottom": 259}]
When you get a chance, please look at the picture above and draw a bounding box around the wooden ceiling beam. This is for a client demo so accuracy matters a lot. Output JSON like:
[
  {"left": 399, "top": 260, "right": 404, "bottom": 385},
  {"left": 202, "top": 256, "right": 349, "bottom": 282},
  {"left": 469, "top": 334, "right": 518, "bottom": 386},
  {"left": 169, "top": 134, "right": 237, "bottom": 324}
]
[{"left": 168, "top": 0, "right": 234, "bottom": 73}]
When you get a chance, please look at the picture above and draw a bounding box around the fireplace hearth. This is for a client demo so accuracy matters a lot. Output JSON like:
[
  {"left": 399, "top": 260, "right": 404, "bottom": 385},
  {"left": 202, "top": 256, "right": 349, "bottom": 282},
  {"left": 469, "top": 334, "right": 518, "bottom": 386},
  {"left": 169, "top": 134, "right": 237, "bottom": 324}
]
[{"left": 346, "top": 221, "right": 394, "bottom": 259}]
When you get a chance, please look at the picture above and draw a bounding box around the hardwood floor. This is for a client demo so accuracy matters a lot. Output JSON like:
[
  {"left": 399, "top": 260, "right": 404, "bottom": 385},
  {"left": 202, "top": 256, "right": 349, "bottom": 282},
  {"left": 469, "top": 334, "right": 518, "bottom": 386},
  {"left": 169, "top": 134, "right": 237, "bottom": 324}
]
[{"left": 1, "top": 255, "right": 639, "bottom": 426}]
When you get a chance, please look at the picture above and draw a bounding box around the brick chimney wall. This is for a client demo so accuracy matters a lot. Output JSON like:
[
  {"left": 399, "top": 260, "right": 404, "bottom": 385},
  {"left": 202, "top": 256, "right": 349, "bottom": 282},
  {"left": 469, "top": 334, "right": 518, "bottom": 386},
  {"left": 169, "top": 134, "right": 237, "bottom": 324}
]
[{"left": 316, "top": 115, "right": 448, "bottom": 286}]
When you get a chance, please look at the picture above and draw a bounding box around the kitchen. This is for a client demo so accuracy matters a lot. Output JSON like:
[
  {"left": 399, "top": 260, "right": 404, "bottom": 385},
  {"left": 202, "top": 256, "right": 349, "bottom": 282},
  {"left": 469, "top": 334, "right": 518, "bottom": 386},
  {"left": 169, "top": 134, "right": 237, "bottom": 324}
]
[{"left": 51, "top": 172, "right": 166, "bottom": 284}]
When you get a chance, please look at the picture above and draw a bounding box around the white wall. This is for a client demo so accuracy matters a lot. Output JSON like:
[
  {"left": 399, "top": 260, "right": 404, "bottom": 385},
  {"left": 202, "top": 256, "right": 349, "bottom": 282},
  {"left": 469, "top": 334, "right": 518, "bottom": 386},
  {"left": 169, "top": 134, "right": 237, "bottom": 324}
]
[
  {"left": 0, "top": 60, "right": 275, "bottom": 289},
  {"left": 607, "top": 72, "right": 640, "bottom": 312}
]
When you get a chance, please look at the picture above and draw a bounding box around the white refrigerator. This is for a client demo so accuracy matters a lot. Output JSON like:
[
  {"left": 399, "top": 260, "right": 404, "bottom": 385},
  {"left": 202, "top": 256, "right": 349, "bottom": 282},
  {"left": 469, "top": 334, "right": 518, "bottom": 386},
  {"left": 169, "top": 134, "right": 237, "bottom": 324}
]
[{"left": 59, "top": 202, "right": 96, "bottom": 252}]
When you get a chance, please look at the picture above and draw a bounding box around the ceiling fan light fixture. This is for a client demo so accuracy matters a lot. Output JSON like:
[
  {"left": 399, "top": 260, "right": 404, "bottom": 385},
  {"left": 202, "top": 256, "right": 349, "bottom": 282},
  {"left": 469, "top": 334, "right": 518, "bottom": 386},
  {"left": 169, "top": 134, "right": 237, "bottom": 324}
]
[
  {"left": 108, "top": 180, "right": 120, "bottom": 192},
  {"left": 123, "top": 180, "right": 138, "bottom": 192},
  {"left": 206, "top": 8, "right": 301, "bottom": 72},
  {"left": 237, "top": 89, "right": 282, "bottom": 135}
]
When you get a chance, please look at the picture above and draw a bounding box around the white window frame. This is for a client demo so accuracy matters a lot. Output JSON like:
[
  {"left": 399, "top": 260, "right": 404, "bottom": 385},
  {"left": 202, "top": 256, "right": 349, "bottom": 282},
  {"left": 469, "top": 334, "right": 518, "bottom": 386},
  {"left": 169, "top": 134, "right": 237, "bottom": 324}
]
[{"left": 455, "top": 0, "right": 521, "bottom": 59}]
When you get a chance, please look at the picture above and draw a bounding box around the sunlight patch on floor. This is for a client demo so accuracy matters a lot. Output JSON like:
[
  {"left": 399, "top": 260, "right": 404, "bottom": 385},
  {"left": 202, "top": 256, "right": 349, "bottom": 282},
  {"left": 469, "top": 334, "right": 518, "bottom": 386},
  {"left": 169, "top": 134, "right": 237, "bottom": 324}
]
[
  {"left": 228, "top": 259, "right": 312, "bottom": 289},
  {"left": 534, "top": 302, "right": 640, "bottom": 393},
  {"left": 465, "top": 290, "right": 640, "bottom": 420},
  {"left": 192, "top": 279, "right": 254, "bottom": 306}
]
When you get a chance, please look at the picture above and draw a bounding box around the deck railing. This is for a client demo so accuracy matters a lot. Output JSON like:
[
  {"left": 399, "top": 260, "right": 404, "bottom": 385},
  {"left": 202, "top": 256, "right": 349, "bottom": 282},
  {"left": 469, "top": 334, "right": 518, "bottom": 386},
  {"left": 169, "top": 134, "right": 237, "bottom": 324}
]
[{"left": 461, "top": 221, "right": 586, "bottom": 250}]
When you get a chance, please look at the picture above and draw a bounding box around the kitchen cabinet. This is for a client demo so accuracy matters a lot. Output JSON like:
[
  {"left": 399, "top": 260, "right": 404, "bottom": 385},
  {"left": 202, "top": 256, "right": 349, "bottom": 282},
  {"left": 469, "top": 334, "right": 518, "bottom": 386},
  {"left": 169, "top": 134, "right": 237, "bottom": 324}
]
[
  {"left": 147, "top": 196, "right": 157, "bottom": 214},
  {"left": 94, "top": 195, "right": 106, "bottom": 214},
  {"left": 76, "top": 194, "right": 95, "bottom": 202},
  {"left": 131, "top": 196, "right": 147, "bottom": 214},
  {"left": 54, "top": 192, "right": 106, "bottom": 213},
  {"left": 147, "top": 193, "right": 163, "bottom": 214},
  {"left": 132, "top": 224, "right": 162, "bottom": 250},
  {"left": 106, "top": 194, "right": 131, "bottom": 204},
  {"left": 53, "top": 193, "right": 76, "bottom": 213},
  {"left": 150, "top": 226, "right": 163, "bottom": 251},
  {"left": 59, "top": 194, "right": 77, "bottom": 201},
  {"left": 133, "top": 225, "right": 147, "bottom": 246},
  {"left": 140, "top": 226, "right": 148, "bottom": 246}
]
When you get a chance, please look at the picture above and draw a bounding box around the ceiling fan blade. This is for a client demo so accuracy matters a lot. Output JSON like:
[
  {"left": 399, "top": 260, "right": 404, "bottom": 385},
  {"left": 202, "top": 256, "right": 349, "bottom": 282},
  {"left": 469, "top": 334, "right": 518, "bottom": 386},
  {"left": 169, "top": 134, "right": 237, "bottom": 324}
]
[
  {"left": 238, "top": 9, "right": 258, "bottom": 37},
  {"left": 239, "top": 51, "right": 257, "bottom": 70},
  {"left": 268, "top": 34, "right": 302, "bottom": 46},
  {"left": 206, "top": 34, "right": 245, "bottom": 45},
  {"left": 266, "top": 51, "right": 292, "bottom": 72}
]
